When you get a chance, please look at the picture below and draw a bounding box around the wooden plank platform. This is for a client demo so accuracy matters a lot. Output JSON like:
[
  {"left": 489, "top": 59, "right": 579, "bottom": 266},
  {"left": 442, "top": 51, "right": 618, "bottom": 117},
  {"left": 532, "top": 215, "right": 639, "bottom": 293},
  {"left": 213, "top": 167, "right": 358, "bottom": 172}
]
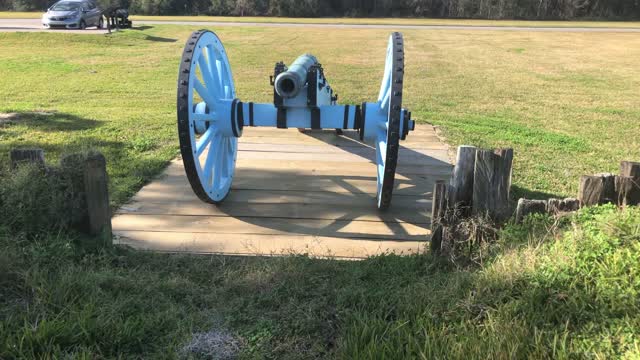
[{"left": 112, "top": 125, "right": 452, "bottom": 259}]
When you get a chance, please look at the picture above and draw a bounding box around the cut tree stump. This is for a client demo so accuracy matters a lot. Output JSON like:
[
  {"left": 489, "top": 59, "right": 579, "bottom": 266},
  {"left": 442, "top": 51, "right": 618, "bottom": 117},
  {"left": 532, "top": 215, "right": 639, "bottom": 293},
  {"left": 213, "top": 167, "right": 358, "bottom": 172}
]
[
  {"left": 547, "top": 198, "right": 580, "bottom": 214},
  {"left": 472, "top": 148, "right": 513, "bottom": 221},
  {"left": 515, "top": 199, "right": 547, "bottom": 223},
  {"left": 449, "top": 145, "right": 476, "bottom": 216},
  {"left": 620, "top": 161, "right": 640, "bottom": 178},
  {"left": 578, "top": 173, "right": 616, "bottom": 206},
  {"left": 616, "top": 176, "right": 640, "bottom": 207},
  {"left": 84, "top": 153, "right": 112, "bottom": 246},
  {"left": 619, "top": 161, "right": 640, "bottom": 206},
  {"left": 10, "top": 148, "right": 45, "bottom": 169}
]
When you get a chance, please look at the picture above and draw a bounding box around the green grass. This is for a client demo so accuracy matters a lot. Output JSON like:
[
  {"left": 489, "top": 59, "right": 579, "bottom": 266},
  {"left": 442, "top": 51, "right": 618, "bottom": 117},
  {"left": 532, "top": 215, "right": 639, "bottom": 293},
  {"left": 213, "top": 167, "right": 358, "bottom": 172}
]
[
  {"left": 1, "top": 205, "right": 639, "bottom": 358},
  {"left": 1, "top": 25, "right": 639, "bottom": 358},
  {"left": 1, "top": 25, "right": 639, "bottom": 203},
  {"left": 2, "top": 11, "right": 640, "bottom": 28}
]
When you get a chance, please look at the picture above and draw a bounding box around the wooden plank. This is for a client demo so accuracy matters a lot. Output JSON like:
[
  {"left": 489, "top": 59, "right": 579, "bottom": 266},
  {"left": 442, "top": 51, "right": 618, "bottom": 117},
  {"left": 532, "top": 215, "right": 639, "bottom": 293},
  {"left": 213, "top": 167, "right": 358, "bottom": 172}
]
[
  {"left": 112, "top": 214, "right": 429, "bottom": 241},
  {"left": 114, "top": 231, "right": 426, "bottom": 259},
  {"left": 235, "top": 148, "right": 449, "bottom": 166},
  {"left": 130, "top": 188, "right": 430, "bottom": 207},
  {"left": 155, "top": 172, "right": 432, "bottom": 196},
  {"left": 238, "top": 143, "right": 451, "bottom": 162},
  {"left": 116, "top": 201, "right": 432, "bottom": 224},
  {"left": 239, "top": 135, "right": 448, "bottom": 149},
  {"left": 165, "top": 158, "right": 452, "bottom": 178}
]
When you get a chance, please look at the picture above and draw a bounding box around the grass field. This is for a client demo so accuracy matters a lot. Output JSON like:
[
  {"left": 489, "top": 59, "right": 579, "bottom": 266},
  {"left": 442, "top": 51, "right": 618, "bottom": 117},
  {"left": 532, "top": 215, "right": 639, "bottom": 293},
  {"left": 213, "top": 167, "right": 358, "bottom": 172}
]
[
  {"left": 2, "top": 11, "right": 640, "bottom": 28},
  {"left": 2, "top": 205, "right": 639, "bottom": 358},
  {"left": 1, "top": 25, "right": 639, "bottom": 204},
  {"left": 1, "top": 24, "right": 639, "bottom": 359}
]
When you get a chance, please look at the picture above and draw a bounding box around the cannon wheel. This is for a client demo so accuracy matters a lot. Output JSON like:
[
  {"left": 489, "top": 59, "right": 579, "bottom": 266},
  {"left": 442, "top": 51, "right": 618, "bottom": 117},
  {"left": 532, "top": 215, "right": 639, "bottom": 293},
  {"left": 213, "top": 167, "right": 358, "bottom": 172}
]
[
  {"left": 375, "top": 32, "right": 404, "bottom": 210},
  {"left": 177, "top": 30, "right": 237, "bottom": 204}
]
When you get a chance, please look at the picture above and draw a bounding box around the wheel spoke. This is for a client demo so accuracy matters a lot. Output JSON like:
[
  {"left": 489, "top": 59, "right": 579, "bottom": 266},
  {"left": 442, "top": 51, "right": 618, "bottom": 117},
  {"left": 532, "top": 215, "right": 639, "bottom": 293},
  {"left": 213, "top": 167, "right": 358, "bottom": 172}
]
[
  {"left": 202, "top": 132, "right": 221, "bottom": 187},
  {"left": 196, "top": 126, "right": 215, "bottom": 156},
  {"left": 193, "top": 78, "right": 217, "bottom": 109},
  {"left": 378, "top": 43, "right": 392, "bottom": 101},
  {"left": 192, "top": 113, "right": 215, "bottom": 122},
  {"left": 205, "top": 45, "right": 223, "bottom": 95},
  {"left": 211, "top": 137, "right": 225, "bottom": 191},
  {"left": 198, "top": 55, "right": 218, "bottom": 101},
  {"left": 380, "top": 87, "right": 391, "bottom": 113}
]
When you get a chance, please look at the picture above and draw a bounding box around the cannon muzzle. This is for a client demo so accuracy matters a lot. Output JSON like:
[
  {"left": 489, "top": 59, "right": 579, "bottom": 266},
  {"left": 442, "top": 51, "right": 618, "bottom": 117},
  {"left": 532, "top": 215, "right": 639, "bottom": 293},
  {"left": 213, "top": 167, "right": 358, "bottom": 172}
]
[{"left": 274, "top": 54, "right": 318, "bottom": 99}]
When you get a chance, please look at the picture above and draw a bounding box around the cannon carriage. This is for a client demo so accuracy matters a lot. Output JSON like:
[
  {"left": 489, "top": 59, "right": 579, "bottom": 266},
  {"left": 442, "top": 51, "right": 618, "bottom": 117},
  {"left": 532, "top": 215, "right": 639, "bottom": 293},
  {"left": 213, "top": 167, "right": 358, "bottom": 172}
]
[{"left": 177, "top": 30, "right": 415, "bottom": 210}]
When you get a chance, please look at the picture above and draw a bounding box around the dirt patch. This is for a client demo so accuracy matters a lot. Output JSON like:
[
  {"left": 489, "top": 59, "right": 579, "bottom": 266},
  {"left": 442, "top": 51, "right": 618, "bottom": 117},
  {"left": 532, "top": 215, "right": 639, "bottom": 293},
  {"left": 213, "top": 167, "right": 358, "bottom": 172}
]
[
  {"left": 180, "top": 329, "right": 245, "bottom": 360},
  {"left": 0, "top": 112, "right": 19, "bottom": 125},
  {"left": 0, "top": 111, "right": 56, "bottom": 125}
]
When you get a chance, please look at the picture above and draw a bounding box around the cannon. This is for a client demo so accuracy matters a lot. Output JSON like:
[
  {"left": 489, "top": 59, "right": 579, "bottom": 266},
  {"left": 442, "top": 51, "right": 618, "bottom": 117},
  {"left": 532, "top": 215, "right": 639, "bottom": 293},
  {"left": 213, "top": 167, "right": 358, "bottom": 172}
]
[{"left": 177, "top": 30, "right": 415, "bottom": 210}]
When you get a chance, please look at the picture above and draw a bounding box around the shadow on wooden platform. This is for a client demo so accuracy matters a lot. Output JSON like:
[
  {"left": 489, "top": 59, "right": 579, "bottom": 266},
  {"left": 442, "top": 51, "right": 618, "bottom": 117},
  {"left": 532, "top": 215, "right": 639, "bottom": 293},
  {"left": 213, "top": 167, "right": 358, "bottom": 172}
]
[{"left": 113, "top": 125, "right": 452, "bottom": 259}]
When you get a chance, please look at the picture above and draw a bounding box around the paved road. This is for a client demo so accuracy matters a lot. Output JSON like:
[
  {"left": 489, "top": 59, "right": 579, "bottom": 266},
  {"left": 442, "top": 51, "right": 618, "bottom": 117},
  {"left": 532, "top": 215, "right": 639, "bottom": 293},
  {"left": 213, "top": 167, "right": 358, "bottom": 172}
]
[{"left": 1, "top": 18, "right": 640, "bottom": 32}]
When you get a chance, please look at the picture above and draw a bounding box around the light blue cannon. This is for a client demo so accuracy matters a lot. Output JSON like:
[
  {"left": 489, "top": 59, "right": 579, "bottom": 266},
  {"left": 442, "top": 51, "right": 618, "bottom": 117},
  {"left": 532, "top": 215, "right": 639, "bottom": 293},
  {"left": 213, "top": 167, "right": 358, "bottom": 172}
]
[{"left": 177, "top": 30, "right": 415, "bottom": 210}]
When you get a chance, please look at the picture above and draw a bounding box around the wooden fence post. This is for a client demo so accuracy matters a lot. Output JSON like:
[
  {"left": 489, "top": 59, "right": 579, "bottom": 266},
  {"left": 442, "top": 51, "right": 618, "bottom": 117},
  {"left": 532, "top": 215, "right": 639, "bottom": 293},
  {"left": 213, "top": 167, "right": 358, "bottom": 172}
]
[
  {"left": 83, "top": 153, "right": 112, "bottom": 246},
  {"left": 430, "top": 180, "right": 447, "bottom": 252},
  {"left": 472, "top": 148, "right": 513, "bottom": 221},
  {"left": 10, "top": 148, "right": 45, "bottom": 169},
  {"left": 515, "top": 198, "right": 547, "bottom": 223},
  {"left": 547, "top": 198, "right": 580, "bottom": 214},
  {"left": 449, "top": 145, "right": 476, "bottom": 216},
  {"left": 578, "top": 173, "right": 616, "bottom": 206},
  {"left": 620, "top": 161, "right": 640, "bottom": 178},
  {"left": 619, "top": 161, "right": 640, "bottom": 206}
]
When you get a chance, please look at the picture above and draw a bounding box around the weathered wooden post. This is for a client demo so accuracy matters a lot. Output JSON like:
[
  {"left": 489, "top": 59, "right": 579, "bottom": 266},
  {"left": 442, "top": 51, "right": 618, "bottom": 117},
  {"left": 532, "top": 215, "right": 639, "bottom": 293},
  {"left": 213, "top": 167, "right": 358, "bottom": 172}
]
[
  {"left": 83, "top": 152, "right": 112, "bottom": 246},
  {"left": 578, "top": 173, "right": 616, "bottom": 206},
  {"left": 472, "top": 148, "right": 513, "bottom": 221},
  {"left": 515, "top": 199, "right": 547, "bottom": 223},
  {"left": 449, "top": 145, "right": 476, "bottom": 216},
  {"left": 547, "top": 198, "right": 580, "bottom": 214},
  {"left": 10, "top": 148, "right": 45, "bottom": 169},
  {"left": 430, "top": 180, "right": 447, "bottom": 252},
  {"left": 618, "top": 161, "right": 640, "bottom": 206}
]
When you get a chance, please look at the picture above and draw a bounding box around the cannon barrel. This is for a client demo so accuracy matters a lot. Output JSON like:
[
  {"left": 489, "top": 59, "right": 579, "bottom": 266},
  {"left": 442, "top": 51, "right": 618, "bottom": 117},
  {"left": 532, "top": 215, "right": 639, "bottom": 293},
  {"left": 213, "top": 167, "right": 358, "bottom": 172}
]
[{"left": 274, "top": 54, "right": 319, "bottom": 99}]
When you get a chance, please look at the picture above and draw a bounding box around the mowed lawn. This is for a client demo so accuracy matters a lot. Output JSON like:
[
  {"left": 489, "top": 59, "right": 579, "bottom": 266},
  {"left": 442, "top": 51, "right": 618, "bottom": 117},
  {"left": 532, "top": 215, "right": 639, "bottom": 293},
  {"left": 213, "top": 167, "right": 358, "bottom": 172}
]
[
  {"left": 1, "top": 25, "right": 639, "bottom": 205},
  {"left": 3, "top": 11, "right": 640, "bottom": 27}
]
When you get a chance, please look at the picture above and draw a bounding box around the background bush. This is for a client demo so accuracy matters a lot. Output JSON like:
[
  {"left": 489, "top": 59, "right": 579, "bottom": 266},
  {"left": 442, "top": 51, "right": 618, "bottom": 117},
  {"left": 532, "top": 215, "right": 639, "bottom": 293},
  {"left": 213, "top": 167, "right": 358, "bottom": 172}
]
[{"left": 4, "top": 0, "right": 639, "bottom": 20}]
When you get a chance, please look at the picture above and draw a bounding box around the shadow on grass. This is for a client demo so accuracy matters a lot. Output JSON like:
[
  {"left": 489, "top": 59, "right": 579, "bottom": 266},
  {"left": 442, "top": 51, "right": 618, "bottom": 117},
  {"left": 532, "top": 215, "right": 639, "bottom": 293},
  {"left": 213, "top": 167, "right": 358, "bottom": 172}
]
[
  {"left": 131, "top": 25, "right": 153, "bottom": 31},
  {"left": 0, "top": 111, "right": 102, "bottom": 132},
  {"left": 511, "top": 184, "right": 565, "bottom": 201},
  {"left": 144, "top": 35, "right": 177, "bottom": 43}
]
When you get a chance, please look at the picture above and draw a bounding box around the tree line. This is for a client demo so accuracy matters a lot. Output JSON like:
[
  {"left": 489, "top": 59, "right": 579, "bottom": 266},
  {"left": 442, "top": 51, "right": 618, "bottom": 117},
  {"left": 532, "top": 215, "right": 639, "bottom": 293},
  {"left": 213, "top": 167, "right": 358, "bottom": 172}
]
[{"left": 3, "top": 0, "right": 639, "bottom": 20}]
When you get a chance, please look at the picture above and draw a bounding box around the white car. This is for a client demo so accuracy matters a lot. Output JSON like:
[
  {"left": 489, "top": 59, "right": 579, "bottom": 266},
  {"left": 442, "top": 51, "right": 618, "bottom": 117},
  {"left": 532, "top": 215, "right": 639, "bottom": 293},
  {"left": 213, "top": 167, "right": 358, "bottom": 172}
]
[{"left": 42, "top": 0, "right": 103, "bottom": 30}]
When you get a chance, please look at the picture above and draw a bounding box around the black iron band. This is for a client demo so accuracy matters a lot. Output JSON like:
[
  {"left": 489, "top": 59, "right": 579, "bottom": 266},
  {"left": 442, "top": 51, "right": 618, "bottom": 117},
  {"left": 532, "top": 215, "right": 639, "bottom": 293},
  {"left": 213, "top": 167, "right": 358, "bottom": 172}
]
[
  {"left": 277, "top": 107, "right": 287, "bottom": 129},
  {"left": 343, "top": 105, "right": 349, "bottom": 129},
  {"left": 311, "top": 107, "right": 321, "bottom": 130},
  {"left": 236, "top": 101, "right": 244, "bottom": 134},
  {"left": 230, "top": 99, "right": 239, "bottom": 137},
  {"left": 249, "top": 102, "right": 254, "bottom": 127}
]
